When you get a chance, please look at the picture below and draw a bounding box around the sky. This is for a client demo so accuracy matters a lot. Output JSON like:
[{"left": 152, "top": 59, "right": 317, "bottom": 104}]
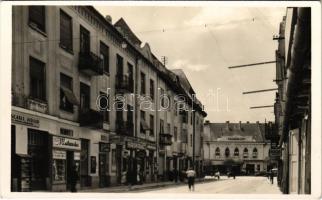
[{"left": 95, "top": 6, "right": 286, "bottom": 123}]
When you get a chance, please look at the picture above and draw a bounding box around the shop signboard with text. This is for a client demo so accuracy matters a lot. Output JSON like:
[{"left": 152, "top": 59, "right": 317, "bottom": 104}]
[{"left": 52, "top": 135, "right": 81, "bottom": 150}]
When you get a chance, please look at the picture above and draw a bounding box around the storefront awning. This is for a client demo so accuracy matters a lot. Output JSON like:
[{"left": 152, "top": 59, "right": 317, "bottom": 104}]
[{"left": 61, "top": 87, "right": 79, "bottom": 105}]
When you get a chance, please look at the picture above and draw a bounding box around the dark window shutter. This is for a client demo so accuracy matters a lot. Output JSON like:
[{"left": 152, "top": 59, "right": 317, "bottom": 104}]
[{"left": 29, "top": 6, "right": 45, "bottom": 32}]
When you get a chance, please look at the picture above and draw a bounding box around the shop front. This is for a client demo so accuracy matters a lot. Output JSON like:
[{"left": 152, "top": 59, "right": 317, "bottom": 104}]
[{"left": 51, "top": 135, "right": 81, "bottom": 192}]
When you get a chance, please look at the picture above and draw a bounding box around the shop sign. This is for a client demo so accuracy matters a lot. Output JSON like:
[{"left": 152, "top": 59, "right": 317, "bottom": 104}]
[
  {"left": 53, "top": 150, "right": 66, "bottom": 159},
  {"left": 11, "top": 113, "right": 39, "bottom": 127},
  {"left": 126, "top": 141, "right": 145, "bottom": 150},
  {"left": 99, "top": 143, "right": 110, "bottom": 152},
  {"left": 74, "top": 152, "right": 80, "bottom": 160},
  {"left": 53, "top": 136, "right": 81, "bottom": 150}
]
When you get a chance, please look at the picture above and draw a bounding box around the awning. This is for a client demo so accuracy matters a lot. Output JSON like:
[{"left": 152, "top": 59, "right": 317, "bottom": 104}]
[
  {"left": 61, "top": 87, "right": 79, "bottom": 105},
  {"left": 140, "top": 119, "right": 150, "bottom": 131}
]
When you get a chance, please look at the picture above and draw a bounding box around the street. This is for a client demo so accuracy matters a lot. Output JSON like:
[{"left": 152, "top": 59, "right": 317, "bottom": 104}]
[{"left": 138, "top": 176, "right": 282, "bottom": 194}]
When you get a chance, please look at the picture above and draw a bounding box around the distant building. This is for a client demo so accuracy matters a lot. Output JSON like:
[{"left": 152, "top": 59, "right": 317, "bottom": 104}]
[{"left": 203, "top": 121, "right": 270, "bottom": 175}]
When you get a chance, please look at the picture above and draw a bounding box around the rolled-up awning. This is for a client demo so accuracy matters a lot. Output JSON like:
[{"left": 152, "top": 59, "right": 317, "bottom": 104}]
[{"left": 61, "top": 87, "right": 79, "bottom": 105}]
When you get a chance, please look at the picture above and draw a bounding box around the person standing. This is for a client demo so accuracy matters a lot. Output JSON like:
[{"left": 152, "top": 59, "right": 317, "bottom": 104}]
[
  {"left": 186, "top": 167, "right": 196, "bottom": 191},
  {"left": 270, "top": 170, "right": 274, "bottom": 184}
]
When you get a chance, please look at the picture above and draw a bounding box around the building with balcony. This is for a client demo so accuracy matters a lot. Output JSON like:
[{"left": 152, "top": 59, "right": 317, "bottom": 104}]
[
  {"left": 11, "top": 5, "right": 207, "bottom": 192},
  {"left": 202, "top": 121, "right": 270, "bottom": 176}
]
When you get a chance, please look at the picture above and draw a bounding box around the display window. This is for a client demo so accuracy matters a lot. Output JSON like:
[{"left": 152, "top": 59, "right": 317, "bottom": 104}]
[{"left": 52, "top": 150, "right": 66, "bottom": 183}]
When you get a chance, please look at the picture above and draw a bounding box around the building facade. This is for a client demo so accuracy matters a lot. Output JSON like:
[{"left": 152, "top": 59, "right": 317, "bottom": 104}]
[
  {"left": 11, "top": 6, "right": 206, "bottom": 192},
  {"left": 274, "top": 8, "right": 311, "bottom": 194},
  {"left": 202, "top": 121, "right": 270, "bottom": 175}
]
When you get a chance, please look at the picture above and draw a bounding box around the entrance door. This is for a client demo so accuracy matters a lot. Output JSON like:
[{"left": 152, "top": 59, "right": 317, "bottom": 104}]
[
  {"left": 66, "top": 151, "right": 74, "bottom": 190},
  {"left": 99, "top": 153, "right": 108, "bottom": 187},
  {"left": 116, "top": 145, "right": 123, "bottom": 184},
  {"left": 246, "top": 164, "right": 255, "bottom": 175},
  {"left": 27, "top": 129, "right": 49, "bottom": 191}
]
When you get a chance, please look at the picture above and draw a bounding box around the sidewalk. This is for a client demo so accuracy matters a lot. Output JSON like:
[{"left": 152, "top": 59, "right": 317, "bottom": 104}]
[{"left": 80, "top": 177, "right": 218, "bottom": 193}]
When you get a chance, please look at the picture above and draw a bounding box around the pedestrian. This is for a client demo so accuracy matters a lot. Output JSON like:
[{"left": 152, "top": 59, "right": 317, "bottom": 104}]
[
  {"left": 186, "top": 167, "right": 196, "bottom": 191},
  {"left": 270, "top": 170, "right": 274, "bottom": 184},
  {"left": 70, "top": 164, "right": 79, "bottom": 192}
]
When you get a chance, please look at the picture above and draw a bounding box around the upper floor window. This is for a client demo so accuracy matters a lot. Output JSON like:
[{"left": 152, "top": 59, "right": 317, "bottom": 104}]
[
  {"left": 149, "top": 115, "right": 154, "bottom": 136},
  {"left": 80, "top": 82, "right": 90, "bottom": 111},
  {"left": 80, "top": 26, "right": 90, "bottom": 53},
  {"left": 167, "top": 123, "right": 171, "bottom": 134},
  {"left": 252, "top": 148, "right": 258, "bottom": 158},
  {"left": 150, "top": 79, "right": 154, "bottom": 100},
  {"left": 160, "top": 119, "right": 164, "bottom": 134},
  {"left": 60, "top": 10, "right": 73, "bottom": 52},
  {"left": 174, "top": 126, "right": 178, "bottom": 142},
  {"left": 160, "top": 88, "right": 165, "bottom": 107},
  {"left": 100, "top": 42, "right": 109, "bottom": 74},
  {"left": 60, "top": 73, "right": 74, "bottom": 112},
  {"left": 140, "top": 72, "right": 146, "bottom": 95},
  {"left": 234, "top": 147, "right": 239, "bottom": 157},
  {"left": 215, "top": 147, "right": 220, "bottom": 158},
  {"left": 29, "top": 57, "right": 46, "bottom": 101},
  {"left": 190, "top": 134, "right": 193, "bottom": 147},
  {"left": 225, "top": 147, "right": 230, "bottom": 157},
  {"left": 99, "top": 92, "right": 109, "bottom": 123},
  {"left": 29, "top": 6, "right": 45, "bottom": 33},
  {"left": 243, "top": 148, "right": 249, "bottom": 158}
]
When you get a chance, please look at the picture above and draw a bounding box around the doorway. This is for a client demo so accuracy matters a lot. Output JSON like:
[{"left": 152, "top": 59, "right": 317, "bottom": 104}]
[{"left": 66, "top": 151, "right": 74, "bottom": 191}]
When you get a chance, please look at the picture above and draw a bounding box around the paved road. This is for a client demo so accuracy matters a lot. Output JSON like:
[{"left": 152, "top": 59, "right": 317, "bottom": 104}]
[{"left": 138, "top": 176, "right": 282, "bottom": 194}]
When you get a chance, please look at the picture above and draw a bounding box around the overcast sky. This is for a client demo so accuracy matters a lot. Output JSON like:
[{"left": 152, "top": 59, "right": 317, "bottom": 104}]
[{"left": 95, "top": 6, "right": 286, "bottom": 123}]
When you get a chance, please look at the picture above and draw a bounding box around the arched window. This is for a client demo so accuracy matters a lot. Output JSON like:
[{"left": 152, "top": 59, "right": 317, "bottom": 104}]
[
  {"left": 225, "top": 147, "right": 230, "bottom": 157},
  {"left": 215, "top": 147, "right": 220, "bottom": 158},
  {"left": 243, "top": 148, "right": 249, "bottom": 158},
  {"left": 234, "top": 147, "right": 239, "bottom": 157},
  {"left": 252, "top": 148, "right": 258, "bottom": 158}
]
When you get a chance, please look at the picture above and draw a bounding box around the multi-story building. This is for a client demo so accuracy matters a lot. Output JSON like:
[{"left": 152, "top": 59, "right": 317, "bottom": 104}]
[
  {"left": 274, "top": 8, "right": 311, "bottom": 194},
  {"left": 202, "top": 121, "right": 270, "bottom": 175},
  {"left": 11, "top": 6, "right": 206, "bottom": 192}
]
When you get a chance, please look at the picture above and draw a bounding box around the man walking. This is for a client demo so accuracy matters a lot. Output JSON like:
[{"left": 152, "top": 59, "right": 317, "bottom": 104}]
[
  {"left": 270, "top": 170, "right": 274, "bottom": 184},
  {"left": 186, "top": 167, "right": 196, "bottom": 191}
]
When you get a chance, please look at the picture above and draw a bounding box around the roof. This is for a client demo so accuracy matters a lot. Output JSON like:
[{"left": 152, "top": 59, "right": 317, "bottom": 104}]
[
  {"left": 114, "top": 18, "right": 142, "bottom": 46},
  {"left": 171, "top": 69, "right": 195, "bottom": 95},
  {"left": 207, "top": 122, "right": 267, "bottom": 143}
]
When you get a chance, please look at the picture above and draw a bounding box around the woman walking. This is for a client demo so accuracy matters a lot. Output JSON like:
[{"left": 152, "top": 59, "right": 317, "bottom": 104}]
[{"left": 186, "top": 167, "right": 196, "bottom": 191}]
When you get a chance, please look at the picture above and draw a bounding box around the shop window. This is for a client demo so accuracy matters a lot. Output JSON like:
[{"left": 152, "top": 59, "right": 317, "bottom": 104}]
[
  {"left": 100, "top": 42, "right": 109, "bottom": 74},
  {"left": 52, "top": 158, "right": 66, "bottom": 182},
  {"left": 29, "top": 57, "right": 46, "bottom": 101},
  {"left": 29, "top": 6, "right": 46, "bottom": 33},
  {"left": 80, "top": 25, "right": 90, "bottom": 53},
  {"left": 140, "top": 72, "right": 146, "bottom": 95},
  {"left": 60, "top": 10, "right": 73, "bottom": 52}
]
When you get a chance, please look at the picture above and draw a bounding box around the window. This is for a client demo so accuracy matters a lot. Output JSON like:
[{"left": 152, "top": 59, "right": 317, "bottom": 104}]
[
  {"left": 149, "top": 115, "right": 154, "bottom": 136},
  {"left": 182, "top": 129, "right": 188, "bottom": 143},
  {"left": 60, "top": 10, "right": 73, "bottom": 52},
  {"left": 160, "top": 88, "right": 165, "bottom": 107},
  {"left": 190, "top": 134, "right": 193, "bottom": 147},
  {"left": 234, "top": 148, "right": 239, "bottom": 157},
  {"left": 128, "top": 63, "right": 134, "bottom": 92},
  {"left": 225, "top": 147, "right": 230, "bottom": 157},
  {"left": 174, "top": 127, "right": 177, "bottom": 142},
  {"left": 150, "top": 79, "right": 154, "bottom": 100},
  {"left": 141, "top": 110, "right": 145, "bottom": 120},
  {"left": 80, "top": 26, "right": 90, "bottom": 53},
  {"left": 29, "top": 6, "right": 45, "bottom": 32},
  {"left": 99, "top": 92, "right": 109, "bottom": 123},
  {"left": 167, "top": 123, "right": 171, "bottom": 134},
  {"left": 160, "top": 119, "right": 164, "bottom": 134},
  {"left": 30, "top": 57, "right": 46, "bottom": 101},
  {"left": 127, "top": 105, "right": 133, "bottom": 123},
  {"left": 60, "top": 73, "right": 74, "bottom": 112},
  {"left": 80, "top": 83, "right": 90, "bottom": 111},
  {"left": 116, "top": 54, "right": 123, "bottom": 75},
  {"left": 140, "top": 72, "right": 146, "bottom": 95},
  {"left": 252, "top": 148, "right": 258, "bottom": 158},
  {"left": 243, "top": 148, "right": 249, "bottom": 158},
  {"left": 100, "top": 42, "right": 109, "bottom": 73},
  {"left": 215, "top": 148, "right": 220, "bottom": 158}
]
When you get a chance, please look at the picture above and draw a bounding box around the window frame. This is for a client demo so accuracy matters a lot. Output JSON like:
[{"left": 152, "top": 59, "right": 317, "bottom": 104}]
[
  {"left": 60, "top": 73, "right": 74, "bottom": 113},
  {"left": 59, "top": 10, "right": 73, "bottom": 53},
  {"left": 29, "top": 57, "right": 46, "bottom": 102},
  {"left": 28, "top": 6, "right": 46, "bottom": 34}
]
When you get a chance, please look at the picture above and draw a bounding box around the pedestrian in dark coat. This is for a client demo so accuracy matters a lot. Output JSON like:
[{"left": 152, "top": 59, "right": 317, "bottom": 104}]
[
  {"left": 70, "top": 165, "right": 79, "bottom": 192},
  {"left": 270, "top": 170, "right": 274, "bottom": 184}
]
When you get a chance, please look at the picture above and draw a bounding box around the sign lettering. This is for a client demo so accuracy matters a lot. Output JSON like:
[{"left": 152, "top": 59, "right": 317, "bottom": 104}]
[
  {"left": 11, "top": 113, "right": 39, "bottom": 127},
  {"left": 53, "top": 136, "right": 81, "bottom": 150}
]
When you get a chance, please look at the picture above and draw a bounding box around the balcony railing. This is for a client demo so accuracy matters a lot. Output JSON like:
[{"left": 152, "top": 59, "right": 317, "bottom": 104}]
[
  {"left": 12, "top": 93, "right": 48, "bottom": 114},
  {"left": 116, "top": 120, "right": 134, "bottom": 136},
  {"left": 79, "top": 108, "right": 103, "bottom": 128},
  {"left": 160, "top": 133, "right": 172, "bottom": 146},
  {"left": 115, "top": 75, "right": 134, "bottom": 93},
  {"left": 78, "top": 52, "right": 103, "bottom": 76}
]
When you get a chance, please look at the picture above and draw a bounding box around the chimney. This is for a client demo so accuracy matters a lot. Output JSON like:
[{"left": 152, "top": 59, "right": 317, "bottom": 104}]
[{"left": 105, "top": 15, "right": 112, "bottom": 23}]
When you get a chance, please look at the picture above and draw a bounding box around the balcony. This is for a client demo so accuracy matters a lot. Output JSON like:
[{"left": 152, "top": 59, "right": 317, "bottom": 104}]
[
  {"left": 115, "top": 75, "right": 134, "bottom": 94},
  {"left": 78, "top": 52, "right": 103, "bottom": 76},
  {"left": 160, "top": 133, "right": 172, "bottom": 146},
  {"left": 79, "top": 108, "right": 103, "bottom": 128},
  {"left": 12, "top": 93, "right": 48, "bottom": 114},
  {"left": 116, "top": 120, "right": 134, "bottom": 136}
]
